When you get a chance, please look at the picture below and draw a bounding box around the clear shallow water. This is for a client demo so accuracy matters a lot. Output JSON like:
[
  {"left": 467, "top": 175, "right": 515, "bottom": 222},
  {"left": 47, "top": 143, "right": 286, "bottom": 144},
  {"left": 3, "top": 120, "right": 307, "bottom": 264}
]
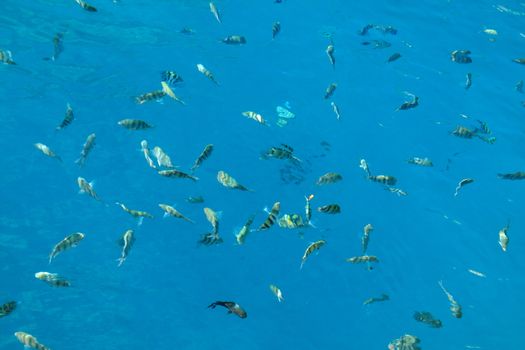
[{"left": 1, "top": 0, "right": 524, "bottom": 349}]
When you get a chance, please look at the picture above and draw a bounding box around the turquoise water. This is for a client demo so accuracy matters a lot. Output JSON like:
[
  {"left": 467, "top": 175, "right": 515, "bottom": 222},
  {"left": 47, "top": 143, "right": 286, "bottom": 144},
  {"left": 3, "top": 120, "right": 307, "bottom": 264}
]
[{"left": 1, "top": 0, "right": 524, "bottom": 349}]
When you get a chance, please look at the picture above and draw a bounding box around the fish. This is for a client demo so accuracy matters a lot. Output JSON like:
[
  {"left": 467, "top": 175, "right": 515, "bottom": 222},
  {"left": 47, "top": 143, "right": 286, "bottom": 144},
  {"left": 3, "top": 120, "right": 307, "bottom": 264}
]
[
  {"left": 75, "top": 0, "right": 97, "bottom": 11},
  {"left": 467, "top": 269, "right": 486, "bottom": 278},
  {"left": 160, "top": 81, "right": 186, "bottom": 105},
  {"left": 35, "top": 271, "right": 71, "bottom": 287},
  {"left": 498, "top": 222, "right": 510, "bottom": 252},
  {"left": 346, "top": 255, "right": 379, "bottom": 263},
  {"left": 203, "top": 207, "right": 220, "bottom": 234},
  {"left": 497, "top": 171, "right": 525, "bottom": 180},
  {"left": 43, "top": 33, "right": 64, "bottom": 61},
  {"left": 116, "top": 202, "right": 154, "bottom": 220},
  {"left": 222, "top": 35, "right": 246, "bottom": 44},
  {"left": 317, "top": 204, "right": 341, "bottom": 214},
  {"left": 261, "top": 144, "right": 301, "bottom": 163},
  {"left": 324, "top": 83, "right": 337, "bottom": 99},
  {"left": 438, "top": 280, "right": 462, "bottom": 318},
  {"left": 300, "top": 240, "right": 326, "bottom": 269},
  {"left": 186, "top": 196, "right": 204, "bottom": 203},
  {"left": 161, "top": 71, "right": 183, "bottom": 85},
  {"left": 396, "top": 94, "right": 419, "bottom": 111},
  {"left": 14, "top": 331, "right": 51, "bottom": 350},
  {"left": 369, "top": 175, "right": 397, "bottom": 186},
  {"left": 331, "top": 101, "right": 341, "bottom": 120},
  {"left": 465, "top": 73, "right": 472, "bottom": 89},
  {"left": 407, "top": 157, "right": 433, "bottom": 167},
  {"left": 196, "top": 64, "right": 219, "bottom": 85},
  {"left": 208, "top": 301, "right": 247, "bottom": 318},
  {"left": 452, "top": 125, "right": 477, "bottom": 138},
  {"left": 118, "top": 119, "right": 152, "bottom": 130},
  {"left": 451, "top": 49, "right": 472, "bottom": 63},
  {"left": 140, "top": 140, "right": 156, "bottom": 169},
  {"left": 278, "top": 214, "right": 307, "bottom": 229},
  {"left": 413, "top": 311, "right": 442, "bottom": 328},
  {"left": 49, "top": 232, "right": 85, "bottom": 263},
  {"left": 217, "top": 170, "right": 252, "bottom": 191},
  {"left": 199, "top": 232, "right": 223, "bottom": 245},
  {"left": 209, "top": 2, "right": 221, "bottom": 23},
  {"left": 235, "top": 214, "right": 255, "bottom": 245},
  {"left": 34, "top": 143, "right": 62, "bottom": 162},
  {"left": 191, "top": 144, "right": 214, "bottom": 173},
  {"left": 242, "top": 111, "right": 267, "bottom": 125},
  {"left": 316, "top": 172, "right": 342, "bottom": 185},
  {"left": 363, "top": 293, "right": 389, "bottom": 305},
  {"left": 0, "top": 301, "right": 17, "bottom": 318},
  {"left": 152, "top": 146, "right": 174, "bottom": 168},
  {"left": 513, "top": 58, "right": 525, "bottom": 64},
  {"left": 387, "top": 53, "right": 401, "bottom": 62},
  {"left": 326, "top": 44, "right": 335, "bottom": 67},
  {"left": 388, "top": 334, "right": 421, "bottom": 350},
  {"left": 179, "top": 27, "right": 195, "bottom": 35},
  {"left": 257, "top": 202, "right": 280, "bottom": 231},
  {"left": 0, "top": 50, "right": 16, "bottom": 65},
  {"left": 77, "top": 177, "right": 100, "bottom": 200},
  {"left": 453, "top": 178, "right": 474, "bottom": 196},
  {"left": 361, "top": 223, "right": 373, "bottom": 254},
  {"left": 386, "top": 187, "right": 408, "bottom": 196},
  {"left": 272, "top": 21, "right": 281, "bottom": 39},
  {"left": 269, "top": 284, "right": 284, "bottom": 302},
  {"left": 134, "top": 90, "right": 166, "bottom": 105},
  {"left": 75, "top": 133, "right": 96, "bottom": 167},
  {"left": 305, "top": 194, "right": 314, "bottom": 223},
  {"left": 117, "top": 229, "right": 135, "bottom": 267},
  {"left": 483, "top": 28, "right": 498, "bottom": 36},
  {"left": 475, "top": 120, "right": 491, "bottom": 134},
  {"left": 516, "top": 80, "right": 524, "bottom": 93},
  {"left": 361, "top": 39, "right": 391, "bottom": 48},
  {"left": 158, "top": 169, "right": 198, "bottom": 181},
  {"left": 159, "top": 204, "right": 194, "bottom": 223}
]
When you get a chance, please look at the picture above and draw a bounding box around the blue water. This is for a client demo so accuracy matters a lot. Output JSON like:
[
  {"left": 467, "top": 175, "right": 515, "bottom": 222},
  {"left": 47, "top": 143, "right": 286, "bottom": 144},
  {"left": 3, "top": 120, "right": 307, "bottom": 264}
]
[{"left": 1, "top": 0, "right": 524, "bottom": 349}]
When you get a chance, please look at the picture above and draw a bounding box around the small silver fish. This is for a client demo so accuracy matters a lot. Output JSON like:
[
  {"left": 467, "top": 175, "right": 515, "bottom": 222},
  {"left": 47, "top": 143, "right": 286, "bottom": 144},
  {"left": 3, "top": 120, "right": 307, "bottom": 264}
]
[{"left": 75, "top": 133, "right": 96, "bottom": 167}]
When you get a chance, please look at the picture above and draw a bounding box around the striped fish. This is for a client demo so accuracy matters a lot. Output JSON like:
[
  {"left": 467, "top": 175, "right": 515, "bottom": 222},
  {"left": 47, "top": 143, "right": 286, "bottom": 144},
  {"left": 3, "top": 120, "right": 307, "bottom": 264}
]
[
  {"left": 77, "top": 177, "right": 99, "bottom": 200},
  {"left": 368, "top": 175, "right": 397, "bottom": 186},
  {"left": 117, "top": 229, "right": 135, "bottom": 267},
  {"left": 159, "top": 204, "right": 194, "bottom": 223},
  {"left": 191, "top": 144, "right": 214, "bottom": 173},
  {"left": 324, "top": 83, "right": 337, "bottom": 99},
  {"left": 75, "top": 0, "right": 97, "bottom": 12},
  {"left": 116, "top": 202, "right": 154, "bottom": 220},
  {"left": 158, "top": 169, "right": 198, "bottom": 181},
  {"left": 152, "top": 146, "right": 174, "bottom": 168},
  {"left": 161, "top": 71, "right": 183, "bottom": 85},
  {"left": 0, "top": 50, "right": 16, "bottom": 65},
  {"left": 257, "top": 202, "right": 280, "bottom": 231},
  {"left": 300, "top": 240, "right": 326, "bottom": 269},
  {"left": 272, "top": 21, "right": 281, "bottom": 39},
  {"left": 135, "top": 90, "right": 166, "bottom": 104},
  {"left": 235, "top": 214, "right": 255, "bottom": 245},
  {"left": 196, "top": 64, "right": 219, "bottom": 84},
  {"left": 316, "top": 172, "right": 342, "bottom": 185},
  {"left": 14, "top": 331, "right": 50, "bottom": 350},
  {"left": 346, "top": 255, "right": 379, "bottom": 263},
  {"left": 118, "top": 119, "right": 152, "bottom": 130},
  {"left": 140, "top": 140, "right": 156, "bottom": 169},
  {"left": 242, "top": 111, "right": 267, "bottom": 125},
  {"left": 49, "top": 232, "right": 85, "bottom": 263},
  {"left": 0, "top": 301, "right": 16, "bottom": 318},
  {"left": 160, "top": 81, "right": 185, "bottom": 105},
  {"left": 35, "top": 272, "right": 71, "bottom": 287},
  {"left": 34, "top": 143, "right": 62, "bottom": 162},
  {"left": 56, "top": 103, "right": 74, "bottom": 130},
  {"left": 217, "top": 171, "right": 252, "bottom": 191},
  {"left": 222, "top": 35, "right": 246, "bottom": 44},
  {"left": 317, "top": 204, "right": 341, "bottom": 214}
]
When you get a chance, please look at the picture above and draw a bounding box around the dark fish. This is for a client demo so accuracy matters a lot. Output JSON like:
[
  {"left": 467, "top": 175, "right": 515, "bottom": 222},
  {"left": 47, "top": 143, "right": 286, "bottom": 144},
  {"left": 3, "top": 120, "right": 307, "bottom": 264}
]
[
  {"left": 0, "top": 50, "right": 16, "bottom": 65},
  {"left": 413, "top": 311, "right": 443, "bottom": 328},
  {"left": 49, "top": 232, "right": 85, "bottom": 263},
  {"left": 513, "top": 58, "right": 525, "bottom": 64},
  {"left": 179, "top": 27, "right": 195, "bottom": 35},
  {"left": 498, "top": 171, "right": 525, "bottom": 180},
  {"left": 75, "top": 0, "right": 97, "bottom": 12},
  {"left": 451, "top": 50, "right": 472, "bottom": 63},
  {"left": 158, "top": 169, "right": 198, "bottom": 181},
  {"left": 346, "top": 255, "right": 379, "bottom": 263},
  {"left": 452, "top": 125, "right": 477, "bottom": 139},
  {"left": 454, "top": 178, "right": 474, "bottom": 196},
  {"left": 0, "top": 301, "right": 16, "bottom": 318},
  {"left": 396, "top": 95, "right": 419, "bottom": 111},
  {"left": 272, "top": 21, "right": 281, "bottom": 39},
  {"left": 56, "top": 103, "right": 74, "bottom": 130},
  {"left": 324, "top": 83, "right": 337, "bottom": 99},
  {"left": 387, "top": 53, "right": 401, "bottom": 62},
  {"left": 191, "top": 144, "right": 214, "bottom": 173},
  {"left": 186, "top": 196, "right": 204, "bottom": 203},
  {"left": 300, "top": 240, "right": 326, "bottom": 269},
  {"left": 317, "top": 204, "right": 341, "bottom": 214},
  {"left": 198, "top": 232, "right": 223, "bottom": 245},
  {"left": 357, "top": 24, "right": 374, "bottom": 35},
  {"left": 118, "top": 119, "right": 152, "bottom": 130},
  {"left": 262, "top": 144, "right": 301, "bottom": 163},
  {"left": 43, "top": 33, "right": 64, "bottom": 61},
  {"left": 516, "top": 80, "right": 523, "bottom": 93},
  {"left": 161, "top": 71, "right": 183, "bottom": 85},
  {"left": 363, "top": 294, "right": 389, "bottom": 305},
  {"left": 316, "top": 172, "right": 342, "bottom": 185},
  {"left": 222, "top": 35, "right": 246, "bottom": 44},
  {"left": 208, "top": 301, "right": 247, "bottom": 318}
]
